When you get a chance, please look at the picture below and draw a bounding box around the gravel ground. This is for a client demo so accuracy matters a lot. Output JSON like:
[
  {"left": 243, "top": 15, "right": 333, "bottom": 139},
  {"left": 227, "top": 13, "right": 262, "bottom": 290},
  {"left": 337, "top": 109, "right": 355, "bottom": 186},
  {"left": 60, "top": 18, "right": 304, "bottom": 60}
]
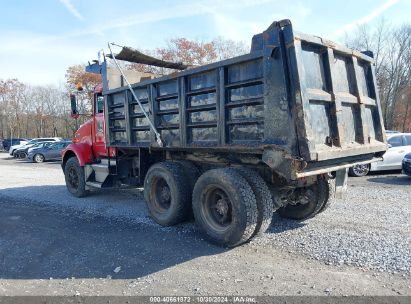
[
  {"left": 253, "top": 175, "right": 411, "bottom": 275},
  {"left": 0, "top": 153, "right": 410, "bottom": 296}
]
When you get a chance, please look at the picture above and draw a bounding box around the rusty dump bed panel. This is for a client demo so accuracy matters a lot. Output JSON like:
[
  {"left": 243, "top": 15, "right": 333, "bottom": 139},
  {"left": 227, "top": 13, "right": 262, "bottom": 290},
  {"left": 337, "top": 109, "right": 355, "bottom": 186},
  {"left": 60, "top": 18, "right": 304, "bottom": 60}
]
[{"left": 104, "top": 20, "right": 386, "bottom": 165}]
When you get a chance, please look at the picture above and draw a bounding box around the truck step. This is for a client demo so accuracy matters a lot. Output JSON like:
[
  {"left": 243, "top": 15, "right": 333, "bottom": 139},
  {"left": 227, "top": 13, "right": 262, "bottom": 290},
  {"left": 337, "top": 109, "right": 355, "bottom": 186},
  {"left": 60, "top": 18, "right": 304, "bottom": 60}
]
[
  {"left": 86, "top": 181, "right": 103, "bottom": 188},
  {"left": 90, "top": 163, "right": 110, "bottom": 182},
  {"left": 91, "top": 163, "right": 109, "bottom": 172}
]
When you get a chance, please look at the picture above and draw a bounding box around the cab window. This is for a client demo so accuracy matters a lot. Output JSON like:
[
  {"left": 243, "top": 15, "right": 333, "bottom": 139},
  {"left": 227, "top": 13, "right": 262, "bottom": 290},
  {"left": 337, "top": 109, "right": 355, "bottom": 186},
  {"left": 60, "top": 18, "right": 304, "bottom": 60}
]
[
  {"left": 387, "top": 136, "right": 403, "bottom": 147},
  {"left": 404, "top": 135, "right": 411, "bottom": 146},
  {"left": 96, "top": 96, "right": 104, "bottom": 114}
]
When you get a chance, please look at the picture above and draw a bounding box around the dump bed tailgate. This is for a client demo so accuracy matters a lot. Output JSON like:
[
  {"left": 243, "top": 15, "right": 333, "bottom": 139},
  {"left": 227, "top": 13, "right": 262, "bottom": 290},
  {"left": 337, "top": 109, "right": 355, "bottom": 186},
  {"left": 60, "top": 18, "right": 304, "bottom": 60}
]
[{"left": 283, "top": 27, "right": 387, "bottom": 162}]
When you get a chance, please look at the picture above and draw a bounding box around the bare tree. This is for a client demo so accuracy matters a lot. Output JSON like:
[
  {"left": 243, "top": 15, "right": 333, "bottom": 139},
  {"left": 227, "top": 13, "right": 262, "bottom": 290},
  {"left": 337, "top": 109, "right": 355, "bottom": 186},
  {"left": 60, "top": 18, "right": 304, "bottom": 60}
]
[{"left": 346, "top": 20, "right": 411, "bottom": 131}]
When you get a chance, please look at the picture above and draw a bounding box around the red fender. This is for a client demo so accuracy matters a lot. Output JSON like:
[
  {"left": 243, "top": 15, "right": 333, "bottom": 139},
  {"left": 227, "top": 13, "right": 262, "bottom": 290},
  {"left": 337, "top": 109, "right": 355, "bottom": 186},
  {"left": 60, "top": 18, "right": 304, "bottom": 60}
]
[{"left": 62, "top": 143, "right": 93, "bottom": 168}]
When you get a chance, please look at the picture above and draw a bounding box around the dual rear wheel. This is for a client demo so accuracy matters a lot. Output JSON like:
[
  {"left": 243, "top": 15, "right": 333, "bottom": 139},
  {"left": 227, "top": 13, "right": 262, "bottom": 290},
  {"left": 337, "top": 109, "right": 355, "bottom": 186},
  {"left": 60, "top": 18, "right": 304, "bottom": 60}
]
[
  {"left": 64, "top": 156, "right": 335, "bottom": 247},
  {"left": 144, "top": 162, "right": 274, "bottom": 247}
]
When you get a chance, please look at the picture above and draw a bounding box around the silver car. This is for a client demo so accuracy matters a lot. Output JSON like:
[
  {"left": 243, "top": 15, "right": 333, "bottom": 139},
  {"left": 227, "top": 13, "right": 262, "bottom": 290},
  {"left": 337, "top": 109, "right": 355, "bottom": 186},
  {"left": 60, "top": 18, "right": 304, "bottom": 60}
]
[{"left": 349, "top": 133, "right": 411, "bottom": 177}]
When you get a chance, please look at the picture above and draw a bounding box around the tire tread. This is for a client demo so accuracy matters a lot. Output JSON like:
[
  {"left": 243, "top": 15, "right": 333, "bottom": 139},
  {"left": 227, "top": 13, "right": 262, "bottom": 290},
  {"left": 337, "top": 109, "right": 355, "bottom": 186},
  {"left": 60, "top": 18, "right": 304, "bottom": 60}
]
[
  {"left": 144, "top": 161, "right": 191, "bottom": 226},
  {"left": 192, "top": 168, "right": 258, "bottom": 247},
  {"left": 234, "top": 167, "right": 273, "bottom": 236},
  {"left": 64, "top": 157, "right": 88, "bottom": 197}
]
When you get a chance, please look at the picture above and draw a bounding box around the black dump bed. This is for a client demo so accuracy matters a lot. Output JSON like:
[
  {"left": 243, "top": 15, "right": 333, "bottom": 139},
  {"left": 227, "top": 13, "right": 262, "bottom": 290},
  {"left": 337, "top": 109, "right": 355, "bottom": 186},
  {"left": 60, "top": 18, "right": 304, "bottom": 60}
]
[{"left": 103, "top": 20, "right": 387, "bottom": 179}]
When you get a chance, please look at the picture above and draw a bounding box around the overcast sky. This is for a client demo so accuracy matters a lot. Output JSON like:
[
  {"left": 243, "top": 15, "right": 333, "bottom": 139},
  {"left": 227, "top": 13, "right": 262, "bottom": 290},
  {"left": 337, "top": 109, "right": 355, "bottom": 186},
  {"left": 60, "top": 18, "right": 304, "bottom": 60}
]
[{"left": 1, "top": 0, "right": 410, "bottom": 85}]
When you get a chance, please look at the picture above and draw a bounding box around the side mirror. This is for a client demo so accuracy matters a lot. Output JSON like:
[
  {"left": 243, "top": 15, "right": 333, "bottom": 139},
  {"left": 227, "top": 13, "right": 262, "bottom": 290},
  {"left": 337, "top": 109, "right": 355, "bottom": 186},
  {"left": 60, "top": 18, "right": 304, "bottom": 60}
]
[
  {"left": 387, "top": 144, "right": 392, "bottom": 149},
  {"left": 70, "top": 94, "right": 79, "bottom": 119}
]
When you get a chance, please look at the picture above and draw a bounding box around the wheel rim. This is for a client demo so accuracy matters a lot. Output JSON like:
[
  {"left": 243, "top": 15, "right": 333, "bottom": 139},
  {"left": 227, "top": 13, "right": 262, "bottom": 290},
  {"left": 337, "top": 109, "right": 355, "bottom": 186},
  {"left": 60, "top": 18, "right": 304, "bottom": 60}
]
[
  {"left": 202, "top": 186, "right": 233, "bottom": 232},
  {"left": 35, "top": 154, "right": 44, "bottom": 162},
  {"left": 353, "top": 164, "right": 369, "bottom": 176},
  {"left": 67, "top": 166, "right": 79, "bottom": 189},
  {"left": 151, "top": 177, "right": 172, "bottom": 212}
]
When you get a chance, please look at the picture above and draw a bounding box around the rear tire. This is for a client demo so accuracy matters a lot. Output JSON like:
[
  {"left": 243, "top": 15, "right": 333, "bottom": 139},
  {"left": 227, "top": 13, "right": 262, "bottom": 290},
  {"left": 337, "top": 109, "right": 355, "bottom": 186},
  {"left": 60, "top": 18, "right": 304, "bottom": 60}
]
[
  {"left": 144, "top": 162, "right": 191, "bottom": 226},
  {"left": 174, "top": 160, "right": 201, "bottom": 195},
  {"left": 348, "top": 164, "right": 370, "bottom": 177},
  {"left": 34, "top": 154, "right": 45, "bottom": 163},
  {"left": 174, "top": 160, "right": 201, "bottom": 218},
  {"left": 317, "top": 177, "right": 336, "bottom": 214},
  {"left": 277, "top": 176, "right": 328, "bottom": 221},
  {"left": 234, "top": 167, "right": 273, "bottom": 236},
  {"left": 192, "top": 168, "right": 258, "bottom": 247},
  {"left": 64, "top": 157, "right": 88, "bottom": 197}
]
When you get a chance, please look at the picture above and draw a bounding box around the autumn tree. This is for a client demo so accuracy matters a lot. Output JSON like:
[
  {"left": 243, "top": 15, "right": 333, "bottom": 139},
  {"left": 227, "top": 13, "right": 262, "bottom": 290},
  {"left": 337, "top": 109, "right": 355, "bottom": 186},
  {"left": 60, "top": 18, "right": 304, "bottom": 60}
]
[
  {"left": 127, "top": 37, "right": 248, "bottom": 74},
  {"left": 65, "top": 65, "right": 101, "bottom": 96},
  {"left": 65, "top": 64, "right": 101, "bottom": 113}
]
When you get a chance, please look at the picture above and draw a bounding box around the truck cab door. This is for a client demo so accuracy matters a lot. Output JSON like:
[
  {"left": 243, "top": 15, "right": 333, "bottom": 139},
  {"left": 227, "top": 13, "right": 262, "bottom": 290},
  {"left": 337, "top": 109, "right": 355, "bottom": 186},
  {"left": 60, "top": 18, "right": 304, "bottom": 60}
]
[{"left": 92, "top": 94, "right": 107, "bottom": 159}]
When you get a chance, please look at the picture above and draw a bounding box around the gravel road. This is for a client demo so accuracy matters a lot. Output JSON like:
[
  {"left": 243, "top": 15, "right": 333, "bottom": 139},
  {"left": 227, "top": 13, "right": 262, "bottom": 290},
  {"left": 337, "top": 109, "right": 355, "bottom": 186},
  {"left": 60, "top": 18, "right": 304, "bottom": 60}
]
[{"left": 0, "top": 153, "right": 410, "bottom": 296}]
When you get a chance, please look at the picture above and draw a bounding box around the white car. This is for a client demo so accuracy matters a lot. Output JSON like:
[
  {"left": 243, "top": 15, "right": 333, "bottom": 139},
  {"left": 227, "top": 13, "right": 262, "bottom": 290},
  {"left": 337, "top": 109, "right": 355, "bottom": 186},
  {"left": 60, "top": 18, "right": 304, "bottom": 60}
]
[
  {"left": 349, "top": 133, "right": 411, "bottom": 177},
  {"left": 8, "top": 141, "right": 28, "bottom": 156}
]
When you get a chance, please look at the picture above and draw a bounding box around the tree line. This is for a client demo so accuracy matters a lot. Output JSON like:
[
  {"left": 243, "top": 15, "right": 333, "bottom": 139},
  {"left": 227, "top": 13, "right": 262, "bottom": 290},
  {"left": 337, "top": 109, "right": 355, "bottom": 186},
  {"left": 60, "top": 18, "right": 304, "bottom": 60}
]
[
  {"left": 0, "top": 37, "right": 247, "bottom": 140},
  {"left": 0, "top": 79, "right": 75, "bottom": 139},
  {"left": 346, "top": 20, "right": 411, "bottom": 131},
  {"left": 0, "top": 22, "right": 410, "bottom": 141}
]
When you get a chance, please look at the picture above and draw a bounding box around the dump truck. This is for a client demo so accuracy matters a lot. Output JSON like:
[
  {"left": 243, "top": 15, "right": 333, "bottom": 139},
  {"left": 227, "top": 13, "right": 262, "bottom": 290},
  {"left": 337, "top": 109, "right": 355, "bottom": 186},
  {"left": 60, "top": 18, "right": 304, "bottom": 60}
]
[{"left": 63, "top": 20, "right": 387, "bottom": 247}]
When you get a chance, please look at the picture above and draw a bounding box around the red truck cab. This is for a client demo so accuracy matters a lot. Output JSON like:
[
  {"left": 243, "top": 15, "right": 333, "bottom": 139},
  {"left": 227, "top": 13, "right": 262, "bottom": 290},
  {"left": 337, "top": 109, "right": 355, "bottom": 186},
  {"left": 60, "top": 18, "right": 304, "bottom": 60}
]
[{"left": 62, "top": 84, "right": 114, "bottom": 169}]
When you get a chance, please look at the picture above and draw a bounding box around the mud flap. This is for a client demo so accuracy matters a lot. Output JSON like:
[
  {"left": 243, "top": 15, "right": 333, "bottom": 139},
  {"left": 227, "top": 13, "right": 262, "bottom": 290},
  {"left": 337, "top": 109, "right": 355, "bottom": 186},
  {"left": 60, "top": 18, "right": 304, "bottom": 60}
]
[{"left": 335, "top": 168, "right": 348, "bottom": 199}]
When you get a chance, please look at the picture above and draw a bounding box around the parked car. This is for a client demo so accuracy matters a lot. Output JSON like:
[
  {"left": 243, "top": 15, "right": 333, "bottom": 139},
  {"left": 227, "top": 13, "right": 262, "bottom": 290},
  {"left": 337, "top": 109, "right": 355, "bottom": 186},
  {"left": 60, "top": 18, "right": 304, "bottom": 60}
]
[
  {"left": 27, "top": 141, "right": 55, "bottom": 154},
  {"left": 8, "top": 141, "right": 29, "bottom": 156},
  {"left": 0, "top": 138, "right": 28, "bottom": 151},
  {"left": 9, "top": 137, "right": 62, "bottom": 156},
  {"left": 27, "top": 141, "right": 71, "bottom": 163},
  {"left": 349, "top": 133, "right": 411, "bottom": 177},
  {"left": 402, "top": 153, "right": 411, "bottom": 176},
  {"left": 14, "top": 141, "right": 55, "bottom": 159}
]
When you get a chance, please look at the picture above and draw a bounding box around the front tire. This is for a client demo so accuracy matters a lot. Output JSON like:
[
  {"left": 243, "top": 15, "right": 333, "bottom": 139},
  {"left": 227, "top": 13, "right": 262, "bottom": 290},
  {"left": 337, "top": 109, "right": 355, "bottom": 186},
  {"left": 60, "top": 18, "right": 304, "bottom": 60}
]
[
  {"left": 349, "top": 164, "right": 370, "bottom": 177},
  {"left": 192, "top": 168, "right": 258, "bottom": 247},
  {"left": 33, "top": 154, "right": 45, "bottom": 163},
  {"left": 144, "top": 162, "right": 191, "bottom": 226},
  {"left": 64, "top": 157, "right": 88, "bottom": 197}
]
